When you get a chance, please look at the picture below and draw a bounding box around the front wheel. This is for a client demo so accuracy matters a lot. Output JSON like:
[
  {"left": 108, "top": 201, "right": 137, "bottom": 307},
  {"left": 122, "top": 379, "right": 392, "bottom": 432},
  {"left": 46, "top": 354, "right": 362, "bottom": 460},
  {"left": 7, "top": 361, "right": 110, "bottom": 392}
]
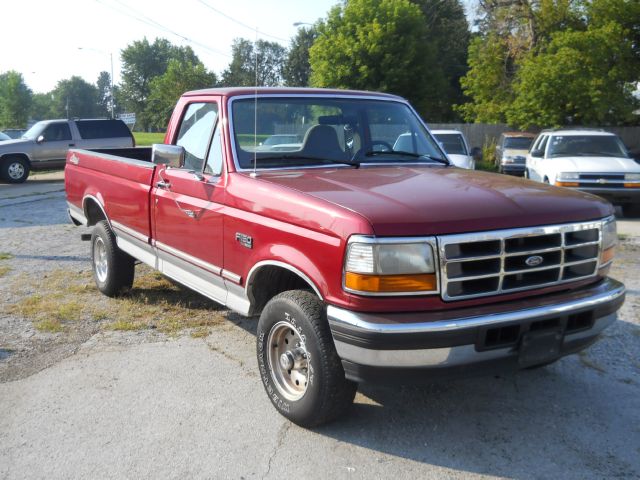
[
  {"left": 257, "top": 290, "right": 357, "bottom": 427},
  {"left": 1, "top": 156, "right": 30, "bottom": 183},
  {"left": 91, "top": 221, "right": 135, "bottom": 297}
]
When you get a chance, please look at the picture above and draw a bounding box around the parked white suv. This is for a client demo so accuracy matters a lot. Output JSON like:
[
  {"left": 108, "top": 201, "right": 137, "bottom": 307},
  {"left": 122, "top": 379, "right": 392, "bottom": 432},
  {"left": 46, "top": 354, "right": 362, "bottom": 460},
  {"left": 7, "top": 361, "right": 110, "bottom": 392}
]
[
  {"left": 526, "top": 129, "right": 640, "bottom": 217},
  {"left": 431, "top": 129, "right": 475, "bottom": 169}
]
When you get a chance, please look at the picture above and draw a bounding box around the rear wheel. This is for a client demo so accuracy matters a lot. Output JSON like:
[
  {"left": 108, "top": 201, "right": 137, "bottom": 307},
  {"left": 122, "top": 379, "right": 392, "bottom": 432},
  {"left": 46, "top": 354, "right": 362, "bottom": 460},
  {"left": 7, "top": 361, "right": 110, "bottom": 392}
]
[
  {"left": 257, "top": 290, "right": 357, "bottom": 427},
  {"left": 91, "top": 221, "right": 135, "bottom": 297},
  {"left": 1, "top": 156, "right": 30, "bottom": 183}
]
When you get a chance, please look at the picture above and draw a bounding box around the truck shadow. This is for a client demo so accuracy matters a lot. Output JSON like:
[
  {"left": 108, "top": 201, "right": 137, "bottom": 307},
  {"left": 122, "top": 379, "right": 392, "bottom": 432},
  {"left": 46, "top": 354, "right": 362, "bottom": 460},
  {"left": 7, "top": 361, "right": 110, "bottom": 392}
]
[{"left": 309, "top": 321, "right": 639, "bottom": 478}]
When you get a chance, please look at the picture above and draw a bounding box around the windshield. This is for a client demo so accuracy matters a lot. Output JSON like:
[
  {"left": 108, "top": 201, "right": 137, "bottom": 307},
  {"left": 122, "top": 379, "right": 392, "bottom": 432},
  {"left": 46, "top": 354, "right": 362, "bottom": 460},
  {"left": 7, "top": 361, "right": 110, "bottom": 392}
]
[
  {"left": 548, "top": 135, "right": 629, "bottom": 158},
  {"left": 21, "top": 122, "right": 47, "bottom": 140},
  {"left": 231, "top": 97, "right": 445, "bottom": 169},
  {"left": 433, "top": 133, "right": 467, "bottom": 155},
  {"left": 504, "top": 137, "right": 533, "bottom": 150}
]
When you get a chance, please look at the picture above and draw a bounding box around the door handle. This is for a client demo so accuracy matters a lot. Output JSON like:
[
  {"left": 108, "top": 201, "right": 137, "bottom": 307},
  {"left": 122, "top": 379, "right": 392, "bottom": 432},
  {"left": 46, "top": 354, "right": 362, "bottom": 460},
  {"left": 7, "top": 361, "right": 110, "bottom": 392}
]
[{"left": 156, "top": 180, "right": 171, "bottom": 189}]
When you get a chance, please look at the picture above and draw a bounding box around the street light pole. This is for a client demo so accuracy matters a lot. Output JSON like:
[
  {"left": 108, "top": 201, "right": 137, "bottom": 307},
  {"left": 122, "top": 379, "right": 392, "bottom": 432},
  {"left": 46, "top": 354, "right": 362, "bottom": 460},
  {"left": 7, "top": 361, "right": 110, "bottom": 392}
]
[{"left": 78, "top": 47, "right": 115, "bottom": 119}]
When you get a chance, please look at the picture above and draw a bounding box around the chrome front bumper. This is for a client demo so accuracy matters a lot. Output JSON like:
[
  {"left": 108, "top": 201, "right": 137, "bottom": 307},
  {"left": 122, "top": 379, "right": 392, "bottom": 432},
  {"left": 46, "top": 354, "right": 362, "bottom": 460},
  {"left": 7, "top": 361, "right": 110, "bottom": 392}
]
[{"left": 328, "top": 278, "right": 625, "bottom": 382}]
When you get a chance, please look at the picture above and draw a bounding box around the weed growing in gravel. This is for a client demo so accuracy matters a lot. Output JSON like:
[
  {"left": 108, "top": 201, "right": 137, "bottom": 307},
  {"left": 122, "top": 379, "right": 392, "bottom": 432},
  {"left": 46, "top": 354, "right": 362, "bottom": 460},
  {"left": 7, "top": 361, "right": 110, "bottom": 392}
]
[
  {"left": 4, "top": 266, "right": 227, "bottom": 336},
  {"left": 0, "top": 266, "right": 10, "bottom": 277},
  {"left": 0, "top": 252, "right": 13, "bottom": 260}
]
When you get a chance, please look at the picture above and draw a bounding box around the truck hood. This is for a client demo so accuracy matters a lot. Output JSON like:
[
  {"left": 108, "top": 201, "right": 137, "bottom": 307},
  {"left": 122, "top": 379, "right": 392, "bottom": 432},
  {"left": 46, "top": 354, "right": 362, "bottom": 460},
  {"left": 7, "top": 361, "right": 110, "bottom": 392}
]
[
  {"left": 0, "top": 138, "right": 34, "bottom": 153},
  {"left": 257, "top": 166, "right": 613, "bottom": 236},
  {"left": 547, "top": 156, "right": 640, "bottom": 174}
]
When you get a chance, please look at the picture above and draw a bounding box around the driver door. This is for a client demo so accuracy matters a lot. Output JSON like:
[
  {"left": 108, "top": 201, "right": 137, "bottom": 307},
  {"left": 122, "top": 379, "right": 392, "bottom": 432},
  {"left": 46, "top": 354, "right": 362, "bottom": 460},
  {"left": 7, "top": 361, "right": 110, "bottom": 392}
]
[
  {"left": 152, "top": 101, "right": 228, "bottom": 304},
  {"left": 31, "top": 122, "right": 75, "bottom": 168}
]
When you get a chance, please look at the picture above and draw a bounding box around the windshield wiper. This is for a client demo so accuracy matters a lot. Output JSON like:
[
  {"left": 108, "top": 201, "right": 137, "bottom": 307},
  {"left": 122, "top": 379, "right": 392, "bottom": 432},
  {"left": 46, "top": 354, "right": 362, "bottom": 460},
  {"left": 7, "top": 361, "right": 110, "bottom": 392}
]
[
  {"left": 364, "top": 150, "right": 450, "bottom": 165},
  {"left": 256, "top": 154, "right": 360, "bottom": 168}
]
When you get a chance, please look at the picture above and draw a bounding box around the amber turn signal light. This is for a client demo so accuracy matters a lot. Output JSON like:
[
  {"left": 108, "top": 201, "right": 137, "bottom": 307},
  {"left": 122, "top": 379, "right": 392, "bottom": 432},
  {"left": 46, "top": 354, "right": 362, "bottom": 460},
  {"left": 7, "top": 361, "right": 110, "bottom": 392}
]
[
  {"left": 600, "top": 246, "right": 615, "bottom": 265},
  {"left": 345, "top": 272, "right": 437, "bottom": 293},
  {"left": 555, "top": 181, "right": 579, "bottom": 187}
]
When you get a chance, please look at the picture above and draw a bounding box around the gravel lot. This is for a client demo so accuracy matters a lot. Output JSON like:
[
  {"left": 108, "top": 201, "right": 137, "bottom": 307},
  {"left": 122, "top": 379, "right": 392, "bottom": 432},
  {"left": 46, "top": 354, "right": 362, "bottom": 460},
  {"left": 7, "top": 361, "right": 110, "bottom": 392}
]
[{"left": 1, "top": 176, "right": 639, "bottom": 479}]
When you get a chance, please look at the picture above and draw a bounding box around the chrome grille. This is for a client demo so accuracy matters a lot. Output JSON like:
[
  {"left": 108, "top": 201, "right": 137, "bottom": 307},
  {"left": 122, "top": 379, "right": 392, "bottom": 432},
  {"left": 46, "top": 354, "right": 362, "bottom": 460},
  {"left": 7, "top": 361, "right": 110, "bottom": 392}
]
[{"left": 438, "top": 221, "right": 602, "bottom": 301}]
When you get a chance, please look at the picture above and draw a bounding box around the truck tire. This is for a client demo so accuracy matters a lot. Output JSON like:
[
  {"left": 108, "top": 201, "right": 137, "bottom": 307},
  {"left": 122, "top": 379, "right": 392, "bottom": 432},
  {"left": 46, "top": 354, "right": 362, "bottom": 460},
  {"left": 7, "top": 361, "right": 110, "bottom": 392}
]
[
  {"left": 91, "top": 221, "right": 135, "bottom": 297},
  {"left": 257, "top": 290, "right": 357, "bottom": 427},
  {"left": 1, "top": 156, "right": 30, "bottom": 183}
]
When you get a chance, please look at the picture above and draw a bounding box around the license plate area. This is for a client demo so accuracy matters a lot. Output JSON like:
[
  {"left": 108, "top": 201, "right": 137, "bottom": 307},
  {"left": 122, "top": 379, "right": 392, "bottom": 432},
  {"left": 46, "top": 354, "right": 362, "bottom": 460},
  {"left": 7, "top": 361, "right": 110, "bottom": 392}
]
[{"left": 518, "top": 329, "right": 563, "bottom": 367}]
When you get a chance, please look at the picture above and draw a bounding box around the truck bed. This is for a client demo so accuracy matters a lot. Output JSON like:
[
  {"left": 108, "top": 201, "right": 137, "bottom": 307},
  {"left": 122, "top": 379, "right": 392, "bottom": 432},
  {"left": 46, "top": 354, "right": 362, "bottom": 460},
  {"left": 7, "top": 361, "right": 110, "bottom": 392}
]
[{"left": 65, "top": 147, "right": 157, "bottom": 243}]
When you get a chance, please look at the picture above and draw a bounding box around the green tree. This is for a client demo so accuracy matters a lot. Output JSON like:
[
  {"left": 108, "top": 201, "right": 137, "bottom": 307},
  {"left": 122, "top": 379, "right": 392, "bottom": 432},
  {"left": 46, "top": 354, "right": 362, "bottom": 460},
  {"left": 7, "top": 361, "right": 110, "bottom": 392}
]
[
  {"left": 283, "top": 26, "right": 318, "bottom": 87},
  {"left": 309, "top": 0, "right": 445, "bottom": 119},
  {"left": 146, "top": 59, "right": 217, "bottom": 130},
  {"left": 0, "top": 71, "right": 32, "bottom": 128},
  {"left": 30, "top": 93, "right": 55, "bottom": 121},
  {"left": 221, "top": 38, "right": 287, "bottom": 87},
  {"left": 120, "top": 38, "right": 201, "bottom": 129},
  {"left": 410, "top": 0, "right": 470, "bottom": 120},
  {"left": 50, "top": 76, "right": 100, "bottom": 119},
  {"left": 507, "top": 23, "right": 639, "bottom": 128},
  {"left": 96, "top": 71, "right": 113, "bottom": 118}
]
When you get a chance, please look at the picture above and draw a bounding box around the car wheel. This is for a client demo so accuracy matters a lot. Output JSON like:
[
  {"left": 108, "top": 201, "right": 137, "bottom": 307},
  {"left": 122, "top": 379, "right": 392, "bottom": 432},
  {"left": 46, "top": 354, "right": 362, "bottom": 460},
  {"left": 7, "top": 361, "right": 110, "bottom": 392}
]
[
  {"left": 622, "top": 204, "right": 640, "bottom": 218},
  {"left": 91, "top": 220, "right": 135, "bottom": 297},
  {"left": 257, "top": 290, "right": 357, "bottom": 427},
  {"left": 1, "top": 156, "right": 30, "bottom": 183}
]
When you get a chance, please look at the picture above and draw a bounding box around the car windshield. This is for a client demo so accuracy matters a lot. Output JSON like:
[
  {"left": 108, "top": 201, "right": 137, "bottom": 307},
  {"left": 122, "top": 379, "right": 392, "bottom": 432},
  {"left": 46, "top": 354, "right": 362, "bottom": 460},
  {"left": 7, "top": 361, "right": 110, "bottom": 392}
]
[
  {"left": 21, "top": 122, "right": 47, "bottom": 140},
  {"left": 433, "top": 133, "right": 467, "bottom": 155},
  {"left": 504, "top": 137, "right": 533, "bottom": 149},
  {"left": 231, "top": 97, "right": 446, "bottom": 169},
  {"left": 548, "top": 135, "right": 629, "bottom": 158}
]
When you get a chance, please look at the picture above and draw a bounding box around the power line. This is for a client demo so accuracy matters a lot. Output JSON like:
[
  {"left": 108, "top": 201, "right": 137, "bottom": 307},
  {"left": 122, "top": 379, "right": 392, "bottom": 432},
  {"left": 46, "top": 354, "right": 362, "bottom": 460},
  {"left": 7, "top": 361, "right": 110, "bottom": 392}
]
[
  {"left": 94, "top": 0, "right": 230, "bottom": 58},
  {"left": 195, "top": 0, "right": 289, "bottom": 43}
]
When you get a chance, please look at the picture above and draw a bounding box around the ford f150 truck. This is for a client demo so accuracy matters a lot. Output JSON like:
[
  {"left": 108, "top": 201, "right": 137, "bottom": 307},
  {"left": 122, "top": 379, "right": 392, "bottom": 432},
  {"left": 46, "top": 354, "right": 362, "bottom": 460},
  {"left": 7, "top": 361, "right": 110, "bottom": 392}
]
[{"left": 65, "top": 88, "right": 625, "bottom": 427}]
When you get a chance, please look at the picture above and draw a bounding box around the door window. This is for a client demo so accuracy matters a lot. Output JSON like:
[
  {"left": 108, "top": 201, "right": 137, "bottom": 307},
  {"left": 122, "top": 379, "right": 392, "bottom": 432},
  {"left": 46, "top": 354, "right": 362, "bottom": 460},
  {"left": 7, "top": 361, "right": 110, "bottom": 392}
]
[
  {"left": 176, "top": 103, "right": 218, "bottom": 171},
  {"left": 42, "top": 123, "right": 72, "bottom": 141},
  {"left": 205, "top": 126, "right": 223, "bottom": 176}
]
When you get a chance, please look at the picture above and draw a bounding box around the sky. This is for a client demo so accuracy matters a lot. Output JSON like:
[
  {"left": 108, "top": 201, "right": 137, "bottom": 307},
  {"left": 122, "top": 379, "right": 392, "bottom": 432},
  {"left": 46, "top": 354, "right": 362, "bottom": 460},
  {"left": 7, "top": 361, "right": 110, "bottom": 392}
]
[{"left": 0, "top": 0, "right": 341, "bottom": 93}]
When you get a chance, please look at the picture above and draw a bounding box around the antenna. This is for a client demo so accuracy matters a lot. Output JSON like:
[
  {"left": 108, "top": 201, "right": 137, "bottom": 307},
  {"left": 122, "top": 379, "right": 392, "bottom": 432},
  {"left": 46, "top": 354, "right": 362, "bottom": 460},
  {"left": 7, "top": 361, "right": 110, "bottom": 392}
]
[{"left": 251, "top": 27, "right": 259, "bottom": 178}]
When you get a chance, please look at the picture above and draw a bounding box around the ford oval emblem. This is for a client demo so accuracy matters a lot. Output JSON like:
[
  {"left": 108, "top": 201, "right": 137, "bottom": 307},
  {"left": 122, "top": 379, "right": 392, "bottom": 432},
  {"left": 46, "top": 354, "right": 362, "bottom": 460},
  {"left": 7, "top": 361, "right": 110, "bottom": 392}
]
[{"left": 525, "top": 255, "right": 544, "bottom": 267}]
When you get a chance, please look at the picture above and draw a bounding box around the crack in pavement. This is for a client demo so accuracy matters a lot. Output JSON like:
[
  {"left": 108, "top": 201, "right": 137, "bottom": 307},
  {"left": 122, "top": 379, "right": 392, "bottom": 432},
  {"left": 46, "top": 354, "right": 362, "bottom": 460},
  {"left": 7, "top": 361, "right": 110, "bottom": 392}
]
[{"left": 262, "top": 421, "right": 291, "bottom": 480}]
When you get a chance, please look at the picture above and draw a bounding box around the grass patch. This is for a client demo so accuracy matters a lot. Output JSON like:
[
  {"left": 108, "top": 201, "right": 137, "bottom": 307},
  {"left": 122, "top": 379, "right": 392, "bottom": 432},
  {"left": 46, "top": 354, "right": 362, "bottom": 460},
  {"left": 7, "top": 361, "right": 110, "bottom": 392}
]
[
  {"left": 190, "top": 327, "right": 210, "bottom": 338},
  {"left": 0, "top": 266, "right": 10, "bottom": 277},
  {"left": 4, "top": 266, "right": 227, "bottom": 336},
  {"left": 133, "top": 132, "right": 166, "bottom": 146},
  {"left": 618, "top": 234, "right": 629, "bottom": 241},
  {"left": 476, "top": 160, "right": 499, "bottom": 173},
  {"left": 0, "top": 252, "right": 13, "bottom": 260}
]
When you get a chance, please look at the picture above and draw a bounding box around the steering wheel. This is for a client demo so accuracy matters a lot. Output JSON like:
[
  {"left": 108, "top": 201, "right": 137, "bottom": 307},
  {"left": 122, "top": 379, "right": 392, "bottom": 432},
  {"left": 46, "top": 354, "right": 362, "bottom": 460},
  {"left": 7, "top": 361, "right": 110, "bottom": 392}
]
[{"left": 370, "top": 140, "right": 394, "bottom": 152}]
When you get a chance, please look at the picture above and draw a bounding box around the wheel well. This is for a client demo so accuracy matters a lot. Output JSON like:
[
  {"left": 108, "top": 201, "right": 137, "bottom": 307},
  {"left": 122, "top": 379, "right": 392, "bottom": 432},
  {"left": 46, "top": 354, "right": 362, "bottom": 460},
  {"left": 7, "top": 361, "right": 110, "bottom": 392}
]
[
  {"left": 0, "top": 153, "right": 31, "bottom": 166},
  {"left": 84, "top": 198, "right": 107, "bottom": 226},
  {"left": 248, "top": 265, "right": 318, "bottom": 315}
]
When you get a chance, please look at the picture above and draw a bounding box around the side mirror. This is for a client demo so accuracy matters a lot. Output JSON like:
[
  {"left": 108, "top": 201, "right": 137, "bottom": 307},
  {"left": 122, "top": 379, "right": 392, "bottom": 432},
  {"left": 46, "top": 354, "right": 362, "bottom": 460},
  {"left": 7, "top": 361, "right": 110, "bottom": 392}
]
[
  {"left": 470, "top": 147, "right": 482, "bottom": 161},
  {"left": 152, "top": 144, "right": 184, "bottom": 168},
  {"left": 36, "top": 135, "right": 45, "bottom": 144},
  {"left": 530, "top": 149, "right": 544, "bottom": 158}
]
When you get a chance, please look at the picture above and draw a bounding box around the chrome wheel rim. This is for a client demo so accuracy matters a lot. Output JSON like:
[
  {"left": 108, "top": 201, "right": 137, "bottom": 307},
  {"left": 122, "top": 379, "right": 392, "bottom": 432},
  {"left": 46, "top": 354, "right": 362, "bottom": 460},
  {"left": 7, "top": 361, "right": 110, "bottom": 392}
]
[
  {"left": 267, "top": 321, "right": 309, "bottom": 401},
  {"left": 7, "top": 162, "right": 25, "bottom": 180},
  {"left": 94, "top": 237, "right": 108, "bottom": 283}
]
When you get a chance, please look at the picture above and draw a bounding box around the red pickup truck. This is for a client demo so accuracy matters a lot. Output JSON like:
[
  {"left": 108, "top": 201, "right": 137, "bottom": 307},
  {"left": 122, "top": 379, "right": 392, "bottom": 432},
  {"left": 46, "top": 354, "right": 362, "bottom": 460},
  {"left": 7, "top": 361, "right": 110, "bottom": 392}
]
[{"left": 65, "top": 88, "right": 625, "bottom": 427}]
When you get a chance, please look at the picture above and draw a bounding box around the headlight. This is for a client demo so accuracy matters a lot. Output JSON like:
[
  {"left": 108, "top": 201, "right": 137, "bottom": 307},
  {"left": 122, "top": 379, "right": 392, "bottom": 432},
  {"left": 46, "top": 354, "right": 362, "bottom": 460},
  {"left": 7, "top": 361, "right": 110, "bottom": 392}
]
[
  {"left": 600, "top": 216, "right": 617, "bottom": 266},
  {"left": 555, "top": 172, "right": 580, "bottom": 187},
  {"left": 624, "top": 173, "right": 640, "bottom": 187},
  {"left": 557, "top": 172, "right": 579, "bottom": 180},
  {"left": 344, "top": 237, "right": 438, "bottom": 295},
  {"left": 503, "top": 156, "right": 515, "bottom": 163}
]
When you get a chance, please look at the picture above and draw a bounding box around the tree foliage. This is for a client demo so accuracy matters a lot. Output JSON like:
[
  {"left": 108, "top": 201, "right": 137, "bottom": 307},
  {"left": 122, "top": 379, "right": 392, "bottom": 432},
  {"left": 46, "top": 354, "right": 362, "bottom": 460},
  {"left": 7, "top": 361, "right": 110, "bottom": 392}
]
[
  {"left": 49, "top": 76, "right": 100, "bottom": 119},
  {"left": 283, "top": 27, "right": 318, "bottom": 87},
  {"left": 146, "top": 59, "right": 217, "bottom": 130},
  {"left": 459, "top": 0, "right": 640, "bottom": 127},
  {"left": 309, "top": 0, "right": 445, "bottom": 118},
  {"left": 96, "top": 71, "right": 113, "bottom": 118},
  {"left": 0, "top": 71, "right": 32, "bottom": 128},
  {"left": 221, "top": 39, "right": 287, "bottom": 87}
]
